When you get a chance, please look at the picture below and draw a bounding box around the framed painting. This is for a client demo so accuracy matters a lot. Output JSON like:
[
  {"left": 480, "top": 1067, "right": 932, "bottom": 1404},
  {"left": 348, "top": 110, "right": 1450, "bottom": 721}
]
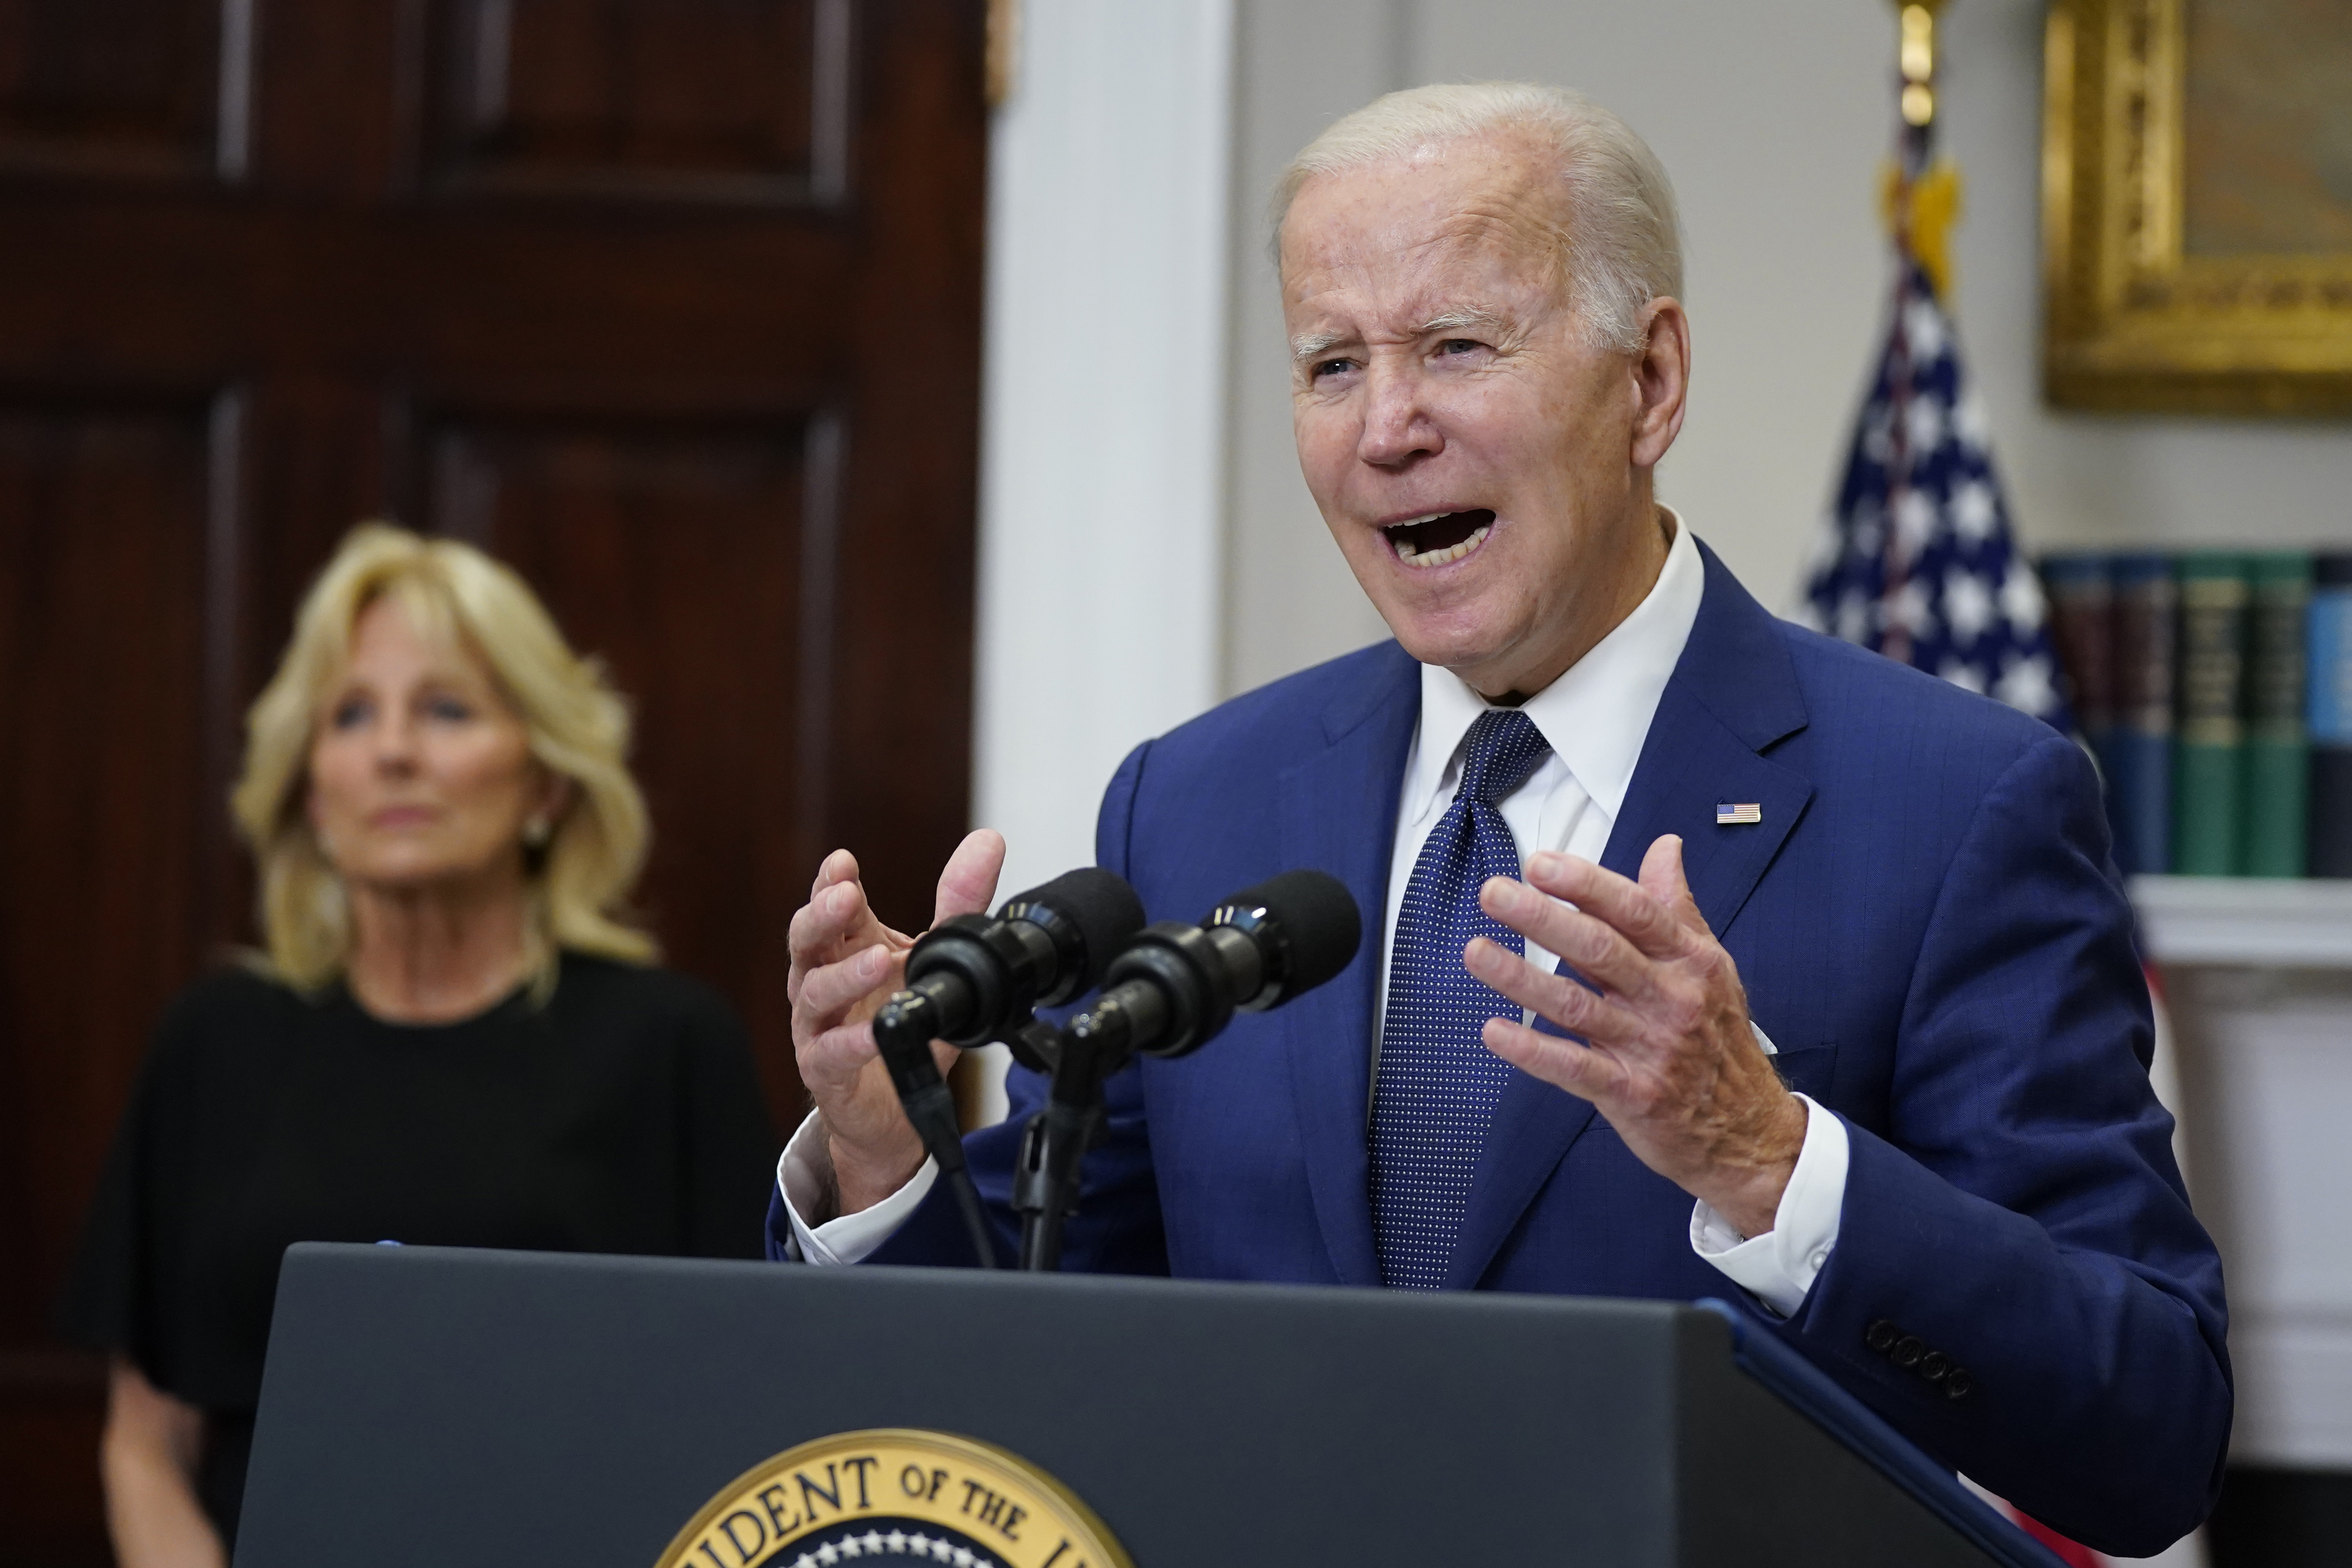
[{"left": 2043, "top": 0, "right": 2352, "bottom": 413}]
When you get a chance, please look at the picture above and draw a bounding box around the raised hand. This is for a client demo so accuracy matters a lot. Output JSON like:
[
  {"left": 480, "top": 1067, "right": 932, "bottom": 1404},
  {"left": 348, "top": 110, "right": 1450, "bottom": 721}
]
[
  {"left": 787, "top": 829, "right": 1005, "bottom": 1215},
  {"left": 1464, "top": 833, "right": 1805, "bottom": 1238}
]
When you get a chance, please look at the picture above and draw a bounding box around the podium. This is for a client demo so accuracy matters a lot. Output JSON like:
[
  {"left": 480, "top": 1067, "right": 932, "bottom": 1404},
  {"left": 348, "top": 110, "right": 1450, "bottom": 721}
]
[{"left": 237, "top": 1243, "right": 2062, "bottom": 1568}]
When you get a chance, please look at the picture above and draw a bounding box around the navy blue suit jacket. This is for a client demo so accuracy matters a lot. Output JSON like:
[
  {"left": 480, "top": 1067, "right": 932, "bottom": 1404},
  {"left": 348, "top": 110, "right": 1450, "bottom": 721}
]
[{"left": 776, "top": 541, "right": 2229, "bottom": 1555}]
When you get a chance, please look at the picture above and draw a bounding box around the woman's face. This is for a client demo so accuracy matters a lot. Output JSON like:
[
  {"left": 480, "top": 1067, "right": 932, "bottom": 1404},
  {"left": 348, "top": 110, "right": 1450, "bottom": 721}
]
[{"left": 307, "top": 598, "right": 556, "bottom": 895}]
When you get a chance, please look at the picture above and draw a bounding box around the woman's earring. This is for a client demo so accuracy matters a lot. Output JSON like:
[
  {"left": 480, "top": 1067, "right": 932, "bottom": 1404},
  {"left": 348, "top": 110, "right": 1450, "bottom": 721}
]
[{"left": 523, "top": 814, "right": 553, "bottom": 849}]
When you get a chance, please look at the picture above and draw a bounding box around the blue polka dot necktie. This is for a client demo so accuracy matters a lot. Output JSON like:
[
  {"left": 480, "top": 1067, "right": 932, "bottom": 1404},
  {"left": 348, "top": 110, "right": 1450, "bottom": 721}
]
[{"left": 1370, "top": 707, "right": 1553, "bottom": 1290}]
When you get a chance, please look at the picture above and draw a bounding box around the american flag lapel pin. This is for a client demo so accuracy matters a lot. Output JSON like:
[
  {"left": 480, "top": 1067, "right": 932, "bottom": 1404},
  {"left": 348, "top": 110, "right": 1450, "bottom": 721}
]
[{"left": 1716, "top": 801, "right": 1762, "bottom": 825}]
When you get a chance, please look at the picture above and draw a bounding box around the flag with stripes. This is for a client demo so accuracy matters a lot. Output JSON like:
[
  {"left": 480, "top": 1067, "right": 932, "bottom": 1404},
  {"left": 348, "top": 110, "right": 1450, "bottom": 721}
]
[{"left": 1798, "top": 256, "right": 2071, "bottom": 735}]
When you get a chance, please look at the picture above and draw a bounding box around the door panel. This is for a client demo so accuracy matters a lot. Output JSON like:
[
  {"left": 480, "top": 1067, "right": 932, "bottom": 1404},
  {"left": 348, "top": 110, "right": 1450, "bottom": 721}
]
[
  {"left": 0, "top": 0, "right": 224, "bottom": 178},
  {"left": 0, "top": 399, "right": 228, "bottom": 1562},
  {"left": 425, "top": 0, "right": 843, "bottom": 201},
  {"left": 431, "top": 412, "right": 820, "bottom": 1130},
  {"left": 0, "top": 399, "right": 222, "bottom": 1339}
]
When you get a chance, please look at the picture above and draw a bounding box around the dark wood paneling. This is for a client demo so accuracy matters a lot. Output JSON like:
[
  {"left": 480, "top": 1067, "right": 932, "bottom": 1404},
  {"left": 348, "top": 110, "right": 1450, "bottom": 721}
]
[
  {"left": 430, "top": 413, "right": 820, "bottom": 1132},
  {"left": 0, "top": 401, "right": 219, "bottom": 1322},
  {"left": 0, "top": 1, "right": 984, "bottom": 1555},
  {"left": 823, "top": 0, "right": 983, "bottom": 934},
  {"left": 0, "top": 192, "right": 853, "bottom": 388},
  {"left": 0, "top": 400, "right": 222, "bottom": 1564},
  {"left": 0, "top": 1361, "right": 106, "bottom": 1565},
  {"left": 427, "top": 0, "right": 845, "bottom": 202},
  {"left": 0, "top": 0, "right": 225, "bottom": 179}
]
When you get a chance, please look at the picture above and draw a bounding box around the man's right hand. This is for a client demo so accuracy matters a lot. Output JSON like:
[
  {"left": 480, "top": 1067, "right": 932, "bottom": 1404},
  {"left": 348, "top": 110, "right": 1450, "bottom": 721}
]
[{"left": 787, "top": 829, "right": 1006, "bottom": 1217}]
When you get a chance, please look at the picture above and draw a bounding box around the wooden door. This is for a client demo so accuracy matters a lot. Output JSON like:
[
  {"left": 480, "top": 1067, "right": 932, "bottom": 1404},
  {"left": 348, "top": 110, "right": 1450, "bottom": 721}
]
[{"left": 0, "top": 2, "right": 986, "bottom": 1559}]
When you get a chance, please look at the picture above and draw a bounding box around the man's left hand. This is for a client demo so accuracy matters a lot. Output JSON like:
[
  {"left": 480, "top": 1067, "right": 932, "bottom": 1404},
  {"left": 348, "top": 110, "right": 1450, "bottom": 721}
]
[{"left": 1466, "top": 833, "right": 1805, "bottom": 1239}]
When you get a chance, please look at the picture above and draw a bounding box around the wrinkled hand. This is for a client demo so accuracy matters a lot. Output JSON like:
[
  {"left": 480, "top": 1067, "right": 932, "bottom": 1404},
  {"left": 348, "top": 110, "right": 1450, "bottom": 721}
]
[
  {"left": 1467, "top": 834, "right": 1805, "bottom": 1239},
  {"left": 787, "top": 829, "right": 1005, "bottom": 1215}
]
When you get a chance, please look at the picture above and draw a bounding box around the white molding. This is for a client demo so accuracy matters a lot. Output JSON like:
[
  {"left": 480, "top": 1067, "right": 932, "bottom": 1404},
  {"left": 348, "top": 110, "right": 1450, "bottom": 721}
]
[
  {"left": 968, "top": 0, "right": 1235, "bottom": 1124},
  {"left": 2228, "top": 1310, "right": 2352, "bottom": 1467},
  {"left": 2167, "top": 971, "right": 2352, "bottom": 1469},
  {"left": 972, "top": 0, "right": 1234, "bottom": 910},
  {"left": 2131, "top": 876, "right": 2352, "bottom": 967}
]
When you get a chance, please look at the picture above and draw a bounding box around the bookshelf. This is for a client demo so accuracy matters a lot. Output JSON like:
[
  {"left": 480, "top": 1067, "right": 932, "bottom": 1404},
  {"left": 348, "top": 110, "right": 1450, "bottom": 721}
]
[{"left": 2130, "top": 875, "right": 2352, "bottom": 967}]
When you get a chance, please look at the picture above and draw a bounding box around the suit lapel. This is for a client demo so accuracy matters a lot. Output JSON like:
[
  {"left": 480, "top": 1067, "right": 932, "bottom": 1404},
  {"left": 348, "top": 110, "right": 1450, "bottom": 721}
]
[
  {"left": 1445, "top": 543, "right": 1815, "bottom": 1289},
  {"left": 1279, "top": 643, "right": 1419, "bottom": 1287},
  {"left": 1596, "top": 686, "right": 1814, "bottom": 928}
]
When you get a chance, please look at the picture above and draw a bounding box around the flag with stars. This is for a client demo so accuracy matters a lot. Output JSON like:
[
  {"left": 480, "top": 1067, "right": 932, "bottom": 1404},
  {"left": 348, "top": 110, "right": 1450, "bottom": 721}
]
[{"left": 1800, "top": 256, "right": 2071, "bottom": 733}]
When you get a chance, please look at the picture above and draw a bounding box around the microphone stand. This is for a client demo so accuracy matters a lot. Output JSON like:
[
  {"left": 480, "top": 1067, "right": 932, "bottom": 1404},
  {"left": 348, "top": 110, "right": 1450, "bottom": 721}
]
[
  {"left": 1004, "top": 870, "right": 1361, "bottom": 1272},
  {"left": 1011, "top": 986, "right": 1165, "bottom": 1272},
  {"left": 869, "top": 1001, "right": 1001, "bottom": 1269}
]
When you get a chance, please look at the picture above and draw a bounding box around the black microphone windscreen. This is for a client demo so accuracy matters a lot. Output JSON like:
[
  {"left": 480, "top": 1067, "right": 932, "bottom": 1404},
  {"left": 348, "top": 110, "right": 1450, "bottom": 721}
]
[
  {"left": 1224, "top": 869, "right": 1361, "bottom": 1001},
  {"left": 1007, "top": 867, "right": 1147, "bottom": 987}
]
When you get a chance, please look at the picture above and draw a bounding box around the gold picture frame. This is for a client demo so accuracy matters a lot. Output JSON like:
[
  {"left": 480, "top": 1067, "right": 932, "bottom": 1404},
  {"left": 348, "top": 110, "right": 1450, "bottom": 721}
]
[{"left": 2042, "top": 0, "right": 2352, "bottom": 414}]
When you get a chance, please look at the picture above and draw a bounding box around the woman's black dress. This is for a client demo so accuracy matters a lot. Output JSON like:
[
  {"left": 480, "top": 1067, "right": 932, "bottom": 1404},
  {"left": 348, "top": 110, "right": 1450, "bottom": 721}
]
[{"left": 59, "top": 952, "right": 780, "bottom": 1547}]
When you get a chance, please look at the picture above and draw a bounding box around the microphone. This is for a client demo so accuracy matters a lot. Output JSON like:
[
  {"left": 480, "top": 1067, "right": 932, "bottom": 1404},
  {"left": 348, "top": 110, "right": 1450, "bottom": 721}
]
[
  {"left": 1014, "top": 869, "right": 1361, "bottom": 1271},
  {"left": 870, "top": 867, "right": 1145, "bottom": 1268},
  {"left": 1063, "top": 868, "right": 1363, "bottom": 1066},
  {"left": 877, "top": 867, "right": 1146, "bottom": 1055}
]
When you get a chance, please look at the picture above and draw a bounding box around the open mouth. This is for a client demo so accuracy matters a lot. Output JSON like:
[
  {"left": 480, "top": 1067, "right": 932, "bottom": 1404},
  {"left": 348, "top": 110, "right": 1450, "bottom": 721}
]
[{"left": 1382, "top": 509, "right": 1495, "bottom": 567}]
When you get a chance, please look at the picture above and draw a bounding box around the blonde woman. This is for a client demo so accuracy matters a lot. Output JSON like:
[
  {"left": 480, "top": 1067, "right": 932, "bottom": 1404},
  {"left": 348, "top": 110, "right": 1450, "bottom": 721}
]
[{"left": 61, "top": 524, "right": 776, "bottom": 1566}]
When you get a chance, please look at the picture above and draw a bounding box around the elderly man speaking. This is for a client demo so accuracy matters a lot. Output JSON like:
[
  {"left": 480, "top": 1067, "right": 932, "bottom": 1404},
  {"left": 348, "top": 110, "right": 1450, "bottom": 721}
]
[{"left": 777, "top": 84, "right": 2228, "bottom": 1555}]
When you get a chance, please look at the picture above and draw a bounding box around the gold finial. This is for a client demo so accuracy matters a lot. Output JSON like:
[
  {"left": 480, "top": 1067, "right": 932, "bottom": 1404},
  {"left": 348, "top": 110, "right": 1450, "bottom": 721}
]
[
  {"left": 1884, "top": 0, "right": 1960, "bottom": 295},
  {"left": 1899, "top": 2, "right": 1941, "bottom": 126}
]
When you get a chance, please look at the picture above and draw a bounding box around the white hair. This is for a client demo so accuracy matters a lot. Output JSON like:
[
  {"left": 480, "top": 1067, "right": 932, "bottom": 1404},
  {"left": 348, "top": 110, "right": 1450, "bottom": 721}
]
[{"left": 1271, "top": 82, "right": 1684, "bottom": 354}]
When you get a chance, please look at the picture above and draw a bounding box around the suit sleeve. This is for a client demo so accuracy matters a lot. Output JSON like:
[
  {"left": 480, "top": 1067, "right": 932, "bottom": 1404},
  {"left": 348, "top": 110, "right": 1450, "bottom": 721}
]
[
  {"left": 1775, "top": 732, "right": 2230, "bottom": 1556},
  {"left": 860, "top": 740, "right": 1170, "bottom": 1276}
]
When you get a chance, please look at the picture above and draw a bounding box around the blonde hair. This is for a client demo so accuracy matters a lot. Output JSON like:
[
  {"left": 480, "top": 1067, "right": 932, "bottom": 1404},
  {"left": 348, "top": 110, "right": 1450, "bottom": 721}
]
[
  {"left": 1272, "top": 82, "right": 1684, "bottom": 354},
  {"left": 231, "top": 523, "right": 657, "bottom": 998}
]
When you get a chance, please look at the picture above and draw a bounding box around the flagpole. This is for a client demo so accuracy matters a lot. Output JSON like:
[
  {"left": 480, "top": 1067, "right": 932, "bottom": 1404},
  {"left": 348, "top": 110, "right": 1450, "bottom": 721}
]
[
  {"left": 1890, "top": 1, "right": 1948, "bottom": 266},
  {"left": 1805, "top": 2, "right": 2071, "bottom": 731},
  {"left": 1896, "top": 0, "right": 1944, "bottom": 158},
  {"left": 1878, "top": 0, "right": 1948, "bottom": 668}
]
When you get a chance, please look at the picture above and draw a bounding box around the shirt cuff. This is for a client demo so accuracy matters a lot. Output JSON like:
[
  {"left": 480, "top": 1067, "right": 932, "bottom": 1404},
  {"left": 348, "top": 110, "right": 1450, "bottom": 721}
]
[
  {"left": 1688, "top": 1092, "right": 1849, "bottom": 1318},
  {"left": 775, "top": 1108, "right": 939, "bottom": 1266}
]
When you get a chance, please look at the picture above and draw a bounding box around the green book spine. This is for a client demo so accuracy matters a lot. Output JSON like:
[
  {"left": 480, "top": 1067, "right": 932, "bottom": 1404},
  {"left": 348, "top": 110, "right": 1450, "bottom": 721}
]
[
  {"left": 2245, "top": 552, "right": 2312, "bottom": 877},
  {"left": 2174, "top": 553, "right": 2251, "bottom": 876}
]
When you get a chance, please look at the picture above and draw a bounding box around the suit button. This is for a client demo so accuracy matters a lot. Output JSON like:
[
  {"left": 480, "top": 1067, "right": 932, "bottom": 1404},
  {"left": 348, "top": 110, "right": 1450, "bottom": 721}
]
[
  {"left": 1866, "top": 1319, "right": 1898, "bottom": 1353},
  {"left": 1943, "top": 1367, "right": 1973, "bottom": 1401},
  {"left": 1919, "top": 1350, "right": 1951, "bottom": 1382},
  {"left": 1891, "top": 1335, "right": 1925, "bottom": 1368}
]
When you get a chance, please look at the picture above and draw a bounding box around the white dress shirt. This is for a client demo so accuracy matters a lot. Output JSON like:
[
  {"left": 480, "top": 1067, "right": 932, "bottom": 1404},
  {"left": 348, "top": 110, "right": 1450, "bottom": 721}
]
[{"left": 782, "top": 510, "right": 1847, "bottom": 1315}]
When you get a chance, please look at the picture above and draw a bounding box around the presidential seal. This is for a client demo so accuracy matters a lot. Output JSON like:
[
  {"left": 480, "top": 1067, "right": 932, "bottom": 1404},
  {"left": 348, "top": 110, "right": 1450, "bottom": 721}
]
[{"left": 653, "top": 1428, "right": 1133, "bottom": 1568}]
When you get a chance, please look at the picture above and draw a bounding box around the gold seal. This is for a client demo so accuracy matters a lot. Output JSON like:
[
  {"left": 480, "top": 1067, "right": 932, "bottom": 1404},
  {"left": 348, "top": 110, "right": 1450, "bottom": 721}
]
[{"left": 652, "top": 1428, "right": 1133, "bottom": 1568}]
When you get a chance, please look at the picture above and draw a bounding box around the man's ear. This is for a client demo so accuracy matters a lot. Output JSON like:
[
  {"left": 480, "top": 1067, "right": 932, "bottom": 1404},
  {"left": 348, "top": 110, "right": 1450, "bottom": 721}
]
[{"left": 1628, "top": 298, "right": 1691, "bottom": 470}]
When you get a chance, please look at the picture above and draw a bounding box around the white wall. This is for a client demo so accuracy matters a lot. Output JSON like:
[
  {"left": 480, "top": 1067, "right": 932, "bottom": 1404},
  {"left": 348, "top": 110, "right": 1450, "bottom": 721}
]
[
  {"left": 1402, "top": 0, "right": 1893, "bottom": 628},
  {"left": 973, "top": 0, "right": 1234, "bottom": 904},
  {"left": 1219, "top": 0, "right": 1404, "bottom": 691}
]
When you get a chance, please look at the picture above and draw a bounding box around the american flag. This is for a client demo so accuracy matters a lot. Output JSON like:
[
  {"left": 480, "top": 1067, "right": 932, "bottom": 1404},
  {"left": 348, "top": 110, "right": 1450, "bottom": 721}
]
[{"left": 1798, "top": 255, "right": 2071, "bottom": 735}]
